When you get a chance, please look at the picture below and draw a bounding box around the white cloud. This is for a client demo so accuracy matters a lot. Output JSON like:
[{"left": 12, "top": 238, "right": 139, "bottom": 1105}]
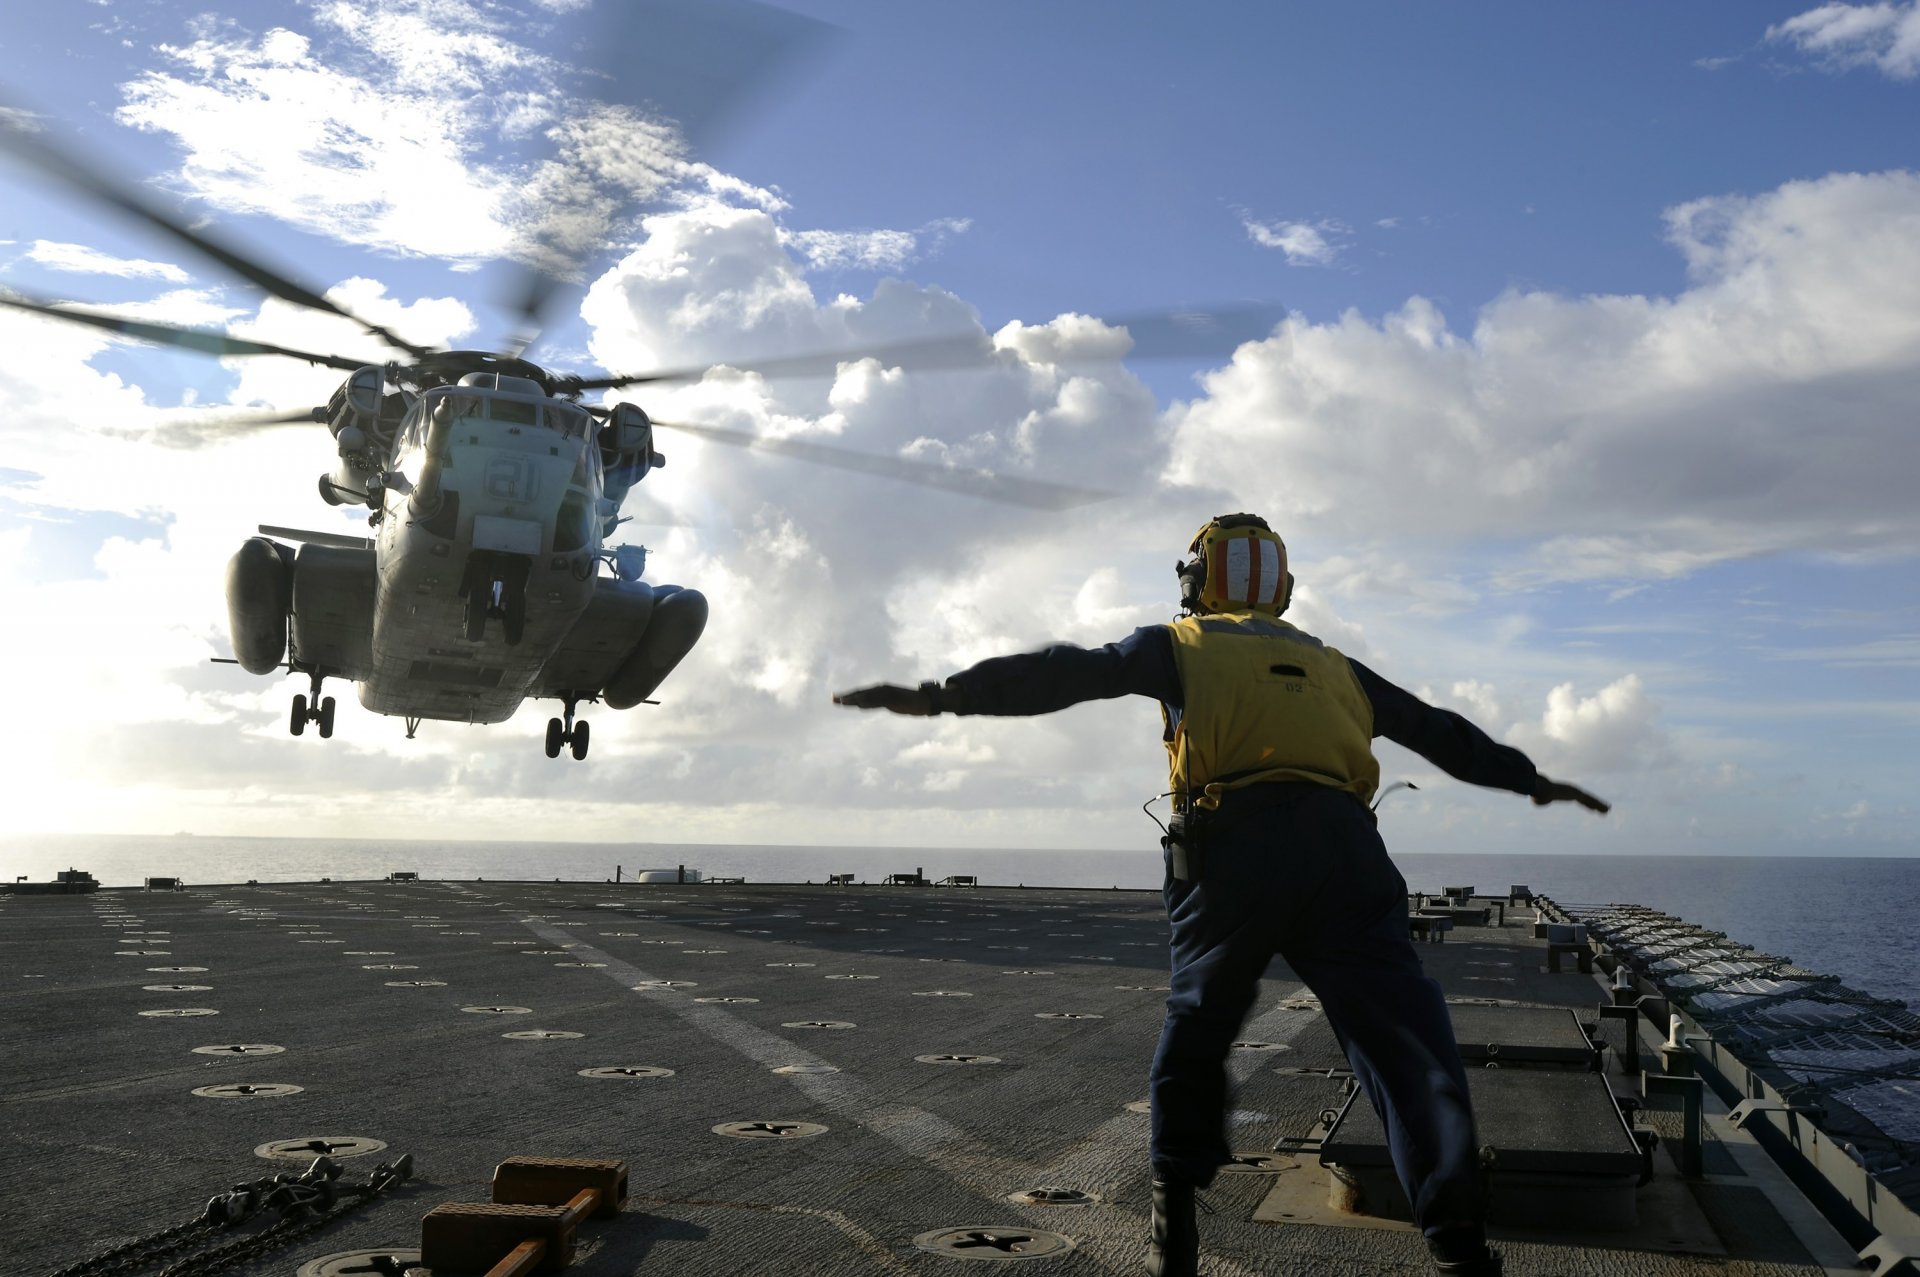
[
  {"left": 1766, "top": 2, "right": 1920, "bottom": 79},
  {"left": 1173, "top": 170, "right": 1920, "bottom": 584},
  {"left": 783, "top": 218, "right": 972, "bottom": 273},
  {"left": 24, "top": 241, "right": 189, "bottom": 282},
  {"left": 1241, "top": 215, "right": 1345, "bottom": 266},
  {"left": 1508, "top": 674, "right": 1669, "bottom": 774}
]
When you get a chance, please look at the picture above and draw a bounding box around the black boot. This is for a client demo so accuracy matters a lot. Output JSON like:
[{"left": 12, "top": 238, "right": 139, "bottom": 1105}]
[
  {"left": 1145, "top": 1177, "right": 1198, "bottom": 1277},
  {"left": 1427, "top": 1226, "right": 1502, "bottom": 1275}
]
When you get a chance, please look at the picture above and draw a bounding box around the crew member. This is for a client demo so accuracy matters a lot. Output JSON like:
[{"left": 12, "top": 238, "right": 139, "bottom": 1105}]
[{"left": 834, "top": 514, "right": 1609, "bottom": 1277}]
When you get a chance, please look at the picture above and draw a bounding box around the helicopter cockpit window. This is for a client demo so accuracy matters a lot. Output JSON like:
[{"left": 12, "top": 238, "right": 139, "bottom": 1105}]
[
  {"left": 547, "top": 402, "right": 590, "bottom": 440},
  {"left": 490, "top": 398, "right": 539, "bottom": 427},
  {"left": 427, "top": 390, "right": 486, "bottom": 426}
]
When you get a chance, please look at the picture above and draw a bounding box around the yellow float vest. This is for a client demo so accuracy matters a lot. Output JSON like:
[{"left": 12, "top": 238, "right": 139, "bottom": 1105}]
[{"left": 1163, "top": 612, "right": 1380, "bottom": 811}]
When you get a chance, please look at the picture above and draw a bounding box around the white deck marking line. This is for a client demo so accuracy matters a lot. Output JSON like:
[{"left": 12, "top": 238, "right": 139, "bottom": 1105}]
[
  {"left": 523, "top": 921, "right": 1130, "bottom": 1275},
  {"left": 1011, "top": 987, "right": 1321, "bottom": 1277}
]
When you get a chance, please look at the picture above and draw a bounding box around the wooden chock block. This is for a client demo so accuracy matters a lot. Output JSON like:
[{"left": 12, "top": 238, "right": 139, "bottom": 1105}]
[
  {"left": 420, "top": 1201, "right": 573, "bottom": 1274},
  {"left": 493, "top": 1156, "right": 628, "bottom": 1219}
]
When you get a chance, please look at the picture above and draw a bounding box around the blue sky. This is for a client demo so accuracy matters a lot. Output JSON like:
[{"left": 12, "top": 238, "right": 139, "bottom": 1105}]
[{"left": 0, "top": 0, "right": 1915, "bottom": 858}]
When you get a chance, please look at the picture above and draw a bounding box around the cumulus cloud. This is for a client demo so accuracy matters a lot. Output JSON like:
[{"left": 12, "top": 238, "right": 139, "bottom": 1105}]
[
  {"left": 1766, "top": 2, "right": 1920, "bottom": 79},
  {"left": 1241, "top": 214, "right": 1346, "bottom": 266},
  {"left": 1172, "top": 170, "right": 1920, "bottom": 584},
  {"left": 1508, "top": 674, "right": 1670, "bottom": 773}
]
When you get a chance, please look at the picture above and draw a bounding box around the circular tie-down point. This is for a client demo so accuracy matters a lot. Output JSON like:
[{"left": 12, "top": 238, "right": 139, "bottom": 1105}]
[
  {"left": 460, "top": 1005, "right": 533, "bottom": 1015},
  {"left": 1218, "top": 1151, "right": 1297, "bottom": 1175},
  {"left": 712, "top": 1120, "right": 828, "bottom": 1140},
  {"left": 1001, "top": 970, "right": 1054, "bottom": 977},
  {"left": 824, "top": 973, "right": 878, "bottom": 981},
  {"left": 521, "top": 949, "right": 572, "bottom": 956},
  {"left": 296, "top": 1248, "right": 426, "bottom": 1277},
  {"left": 139, "top": 1007, "right": 219, "bottom": 1017},
  {"left": 913, "top": 1227, "right": 1076, "bottom": 1261},
  {"left": 680, "top": 949, "right": 728, "bottom": 955},
  {"left": 116, "top": 950, "right": 172, "bottom": 957},
  {"left": 579, "top": 1065, "right": 675, "bottom": 1080},
  {"left": 148, "top": 966, "right": 209, "bottom": 973},
  {"left": 503, "top": 1029, "right": 585, "bottom": 1040},
  {"left": 361, "top": 964, "right": 418, "bottom": 971},
  {"left": 143, "top": 984, "right": 212, "bottom": 992},
  {"left": 782, "top": 1020, "right": 854, "bottom": 1030},
  {"left": 194, "top": 1043, "right": 286, "bottom": 1057},
  {"left": 693, "top": 996, "right": 761, "bottom": 1004},
  {"left": 599, "top": 931, "right": 639, "bottom": 937},
  {"left": 916, "top": 1053, "right": 1002, "bottom": 1067},
  {"left": 913, "top": 990, "right": 975, "bottom": 998},
  {"left": 771, "top": 1063, "right": 840, "bottom": 1075},
  {"left": 554, "top": 961, "right": 608, "bottom": 968},
  {"left": 631, "top": 979, "right": 698, "bottom": 990},
  {"left": 1035, "top": 1012, "right": 1104, "bottom": 1021},
  {"left": 1124, "top": 1100, "right": 1152, "bottom": 1115},
  {"left": 344, "top": 951, "right": 394, "bottom": 956},
  {"left": 1231, "top": 1040, "right": 1291, "bottom": 1052},
  {"left": 256, "top": 1135, "right": 388, "bottom": 1161},
  {"left": 1005, "top": 1186, "right": 1099, "bottom": 1208},
  {"left": 192, "top": 1082, "right": 304, "bottom": 1100},
  {"left": 1114, "top": 985, "right": 1170, "bottom": 992},
  {"left": 384, "top": 980, "right": 447, "bottom": 988},
  {"left": 766, "top": 961, "right": 816, "bottom": 968}
]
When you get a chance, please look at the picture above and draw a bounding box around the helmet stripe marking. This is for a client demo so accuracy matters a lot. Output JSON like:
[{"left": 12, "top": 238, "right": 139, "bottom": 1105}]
[
  {"left": 1226, "top": 536, "right": 1251, "bottom": 603},
  {"left": 1211, "top": 533, "right": 1229, "bottom": 602},
  {"left": 1246, "top": 533, "right": 1263, "bottom": 605}
]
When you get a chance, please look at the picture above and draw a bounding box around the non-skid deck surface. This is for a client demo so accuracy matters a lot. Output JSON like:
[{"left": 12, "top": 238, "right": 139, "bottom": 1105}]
[{"left": 0, "top": 880, "right": 1847, "bottom": 1274}]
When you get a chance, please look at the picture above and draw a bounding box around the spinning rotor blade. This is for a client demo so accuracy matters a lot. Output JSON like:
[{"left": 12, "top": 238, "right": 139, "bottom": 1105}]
[
  {"left": 495, "top": 0, "right": 835, "bottom": 356},
  {"left": 0, "top": 291, "right": 371, "bottom": 371},
  {"left": 572, "top": 303, "right": 1284, "bottom": 391},
  {"left": 651, "top": 419, "right": 1113, "bottom": 511},
  {"left": 0, "top": 103, "right": 435, "bottom": 361}
]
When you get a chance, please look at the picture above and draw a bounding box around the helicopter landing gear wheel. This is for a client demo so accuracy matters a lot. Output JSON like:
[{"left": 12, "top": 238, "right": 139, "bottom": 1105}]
[
  {"left": 290, "top": 694, "right": 307, "bottom": 736},
  {"left": 317, "top": 696, "right": 336, "bottom": 739},
  {"left": 545, "top": 697, "right": 590, "bottom": 760}
]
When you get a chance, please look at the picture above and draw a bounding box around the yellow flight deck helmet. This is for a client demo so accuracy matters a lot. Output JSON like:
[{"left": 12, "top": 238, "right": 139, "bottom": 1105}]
[{"left": 1176, "top": 513, "right": 1292, "bottom": 616}]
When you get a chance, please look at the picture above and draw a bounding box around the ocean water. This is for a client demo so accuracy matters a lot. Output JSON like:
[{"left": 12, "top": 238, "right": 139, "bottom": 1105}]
[{"left": 10, "top": 834, "right": 1920, "bottom": 1009}]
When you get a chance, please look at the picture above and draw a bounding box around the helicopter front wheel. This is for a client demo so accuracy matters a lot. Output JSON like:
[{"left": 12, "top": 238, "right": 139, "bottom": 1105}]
[
  {"left": 570, "top": 719, "right": 590, "bottom": 760},
  {"left": 545, "top": 717, "right": 564, "bottom": 758},
  {"left": 317, "top": 696, "right": 336, "bottom": 739},
  {"left": 289, "top": 694, "right": 308, "bottom": 737}
]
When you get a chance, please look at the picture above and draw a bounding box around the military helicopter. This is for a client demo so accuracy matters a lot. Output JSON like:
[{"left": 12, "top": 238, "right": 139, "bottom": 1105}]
[{"left": 0, "top": 61, "right": 1273, "bottom": 760}]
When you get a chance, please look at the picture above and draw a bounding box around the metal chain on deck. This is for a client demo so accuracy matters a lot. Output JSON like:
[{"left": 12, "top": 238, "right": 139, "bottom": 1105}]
[{"left": 45, "top": 1154, "right": 413, "bottom": 1277}]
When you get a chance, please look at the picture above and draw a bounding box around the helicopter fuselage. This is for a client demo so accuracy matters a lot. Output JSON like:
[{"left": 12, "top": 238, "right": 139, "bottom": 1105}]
[{"left": 364, "top": 380, "right": 602, "bottom": 723}]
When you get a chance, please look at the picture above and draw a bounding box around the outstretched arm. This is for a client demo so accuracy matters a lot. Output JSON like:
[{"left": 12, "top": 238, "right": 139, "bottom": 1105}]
[
  {"left": 1349, "top": 659, "right": 1609, "bottom": 814},
  {"left": 834, "top": 625, "right": 1179, "bottom": 717}
]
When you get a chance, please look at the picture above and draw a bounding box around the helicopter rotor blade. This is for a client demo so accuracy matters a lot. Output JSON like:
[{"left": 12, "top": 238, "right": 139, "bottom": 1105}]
[
  {"left": 650, "top": 419, "right": 1114, "bottom": 511},
  {"left": 570, "top": 302, "right": 1284, "bottom": 391},
  {"left": 0, "top": 291, "right": 373, "bottom": 371},
  {"left": 0, "top": 100, "right": 437, "bottom": 361},
  {"left": 492, "top": 0, "right": 836, "bottom": 356}
]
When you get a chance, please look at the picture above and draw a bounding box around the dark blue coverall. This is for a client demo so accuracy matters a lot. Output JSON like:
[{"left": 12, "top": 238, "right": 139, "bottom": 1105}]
[{"left": 941, "top": 623, "right": 1539, "bottom": 1240}]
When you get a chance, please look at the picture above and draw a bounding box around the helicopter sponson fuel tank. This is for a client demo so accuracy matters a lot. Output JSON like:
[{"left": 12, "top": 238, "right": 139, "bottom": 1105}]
[{"left": 225, "top": 537, "right": 295, "bottom": 675}]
